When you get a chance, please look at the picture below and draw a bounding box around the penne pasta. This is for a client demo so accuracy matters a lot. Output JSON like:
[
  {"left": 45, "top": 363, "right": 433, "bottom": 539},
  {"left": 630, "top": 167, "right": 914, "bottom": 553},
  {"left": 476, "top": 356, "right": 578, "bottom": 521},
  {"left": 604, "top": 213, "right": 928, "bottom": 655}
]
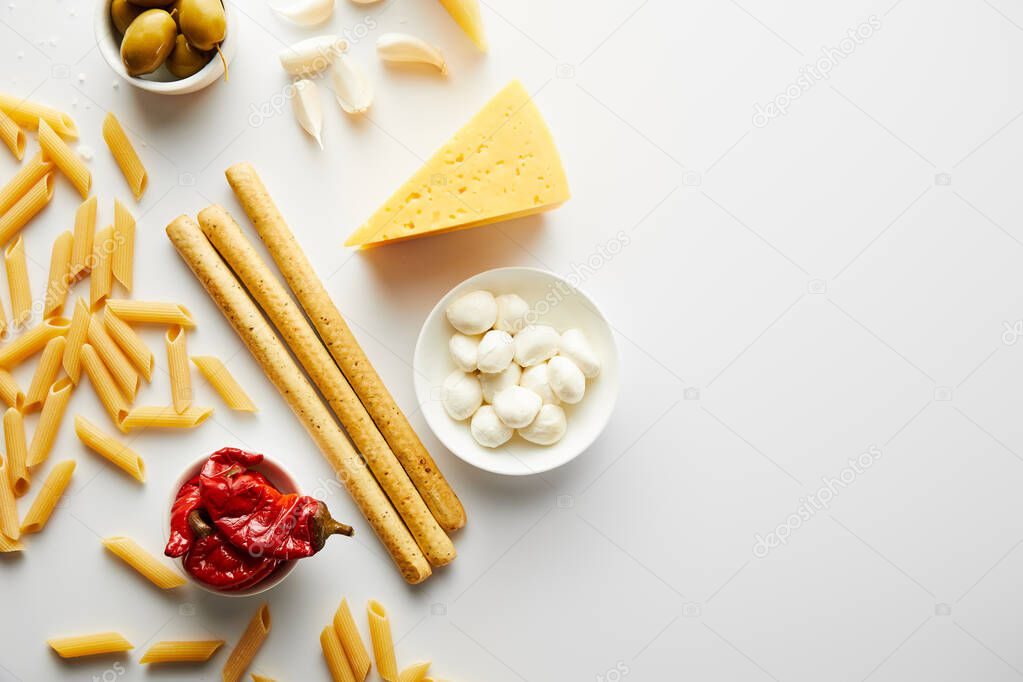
[
  {"left": 0, "top": 93, "right": 78, "bottom": 138},
  {"left": 4, "top": 407, "right": 29, "bottom": 496},
  {"left": 74, "top": 415, "right": 145, "bottom": 482},
  {"left": 0, "top": 316, "right": 70, "bottom": 368},
  {"left": 320, "top": 626, "right": 357, "bottom": 682},
  {"left": 70, "top": 196, "right": 97, "bottom": 280},
  {"left": 4, "top": 235, "right": 31, "bottom": 327},
  {"left": 222, "top": 604, "right": 271, "bottom": 682},
  {"left": 367, "top": 600, "right": 398, "bottom": 682},
  {"left": 140, "top": 640, "right": 224, "bottom": 664},
  {"left": 0, "top": 368, "right": 24, "bottom": 410},
  {"left": 44, "top": 230, "right": 73, "bottom": 318},
  {"left": 398, "top": 662, "right": 431, "bottom": 682},
  {"left": 333, "top": 597, "right": 371, "bottom": 681},
  {"left": 0, "top": 152, "right": 52, "bottom": 215},
  {"left": 87, "top": 316, "right": 139, "bottom": 399},
  {"left": 0, "top": 171, "right": 55, "bottom": 247},
  {"left": 166, "top": 326, "right": 191, "bottom": 413},
  {"left": 251, "top": 676, "right": 277, "bottom": 682},
  {"left": 47, "top": 632, "right": 133, "bottom": 659},
  {"left": 0, "top": 284, "right": 6, "bottom": 339},
  {"left": 0, "top": 108, "right": 25, "bottom": 160},
  {"left": 20, "top": 459, "right": 75, "bottom": 534},
  {"left": 38, "top": 119, "right": 90, "bottom": 198},
  {"left": 26, "top": 378, "right": 74, "bottom": 467},
  {"left": 90, "top": 225, "right": 114, "bottom": 310},
  {"left": 25, "top": 336, "right": 66, "bottom": 411},
  {"left": 105, "top": 299, "right": 196, "bottom": 328},
  {"left": 112, "top": 199, "right": 135, "bottom": 290},
  {"left": 103, "top": 112, "right": 147, "bottom": 201},
  {"left": 0, "top": 531, "right": 22, "bottom": 552},
  {"left": 118, "top": 405, "right": 212, "bottom": 432},
  {"left": 0, "top": 462, "right": 19, "bottom": 540},
  {"left": 62, "top": 297, "right": 90, "bottom": 384},
  {"left": 80, "top": 343, "right": 129, "bottom": 425},
  {"left": 104, "top": 310, "right": 154, "bottom": 381},
  {"left": 102, "top": 536, "right": 186, "bottom": 589}
]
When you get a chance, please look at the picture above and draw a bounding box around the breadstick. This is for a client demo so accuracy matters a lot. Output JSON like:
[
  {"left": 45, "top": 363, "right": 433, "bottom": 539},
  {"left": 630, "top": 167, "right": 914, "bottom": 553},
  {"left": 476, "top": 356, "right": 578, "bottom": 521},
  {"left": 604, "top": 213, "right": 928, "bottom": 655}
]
[
  {"left": 225, "top": 163, "right": 466, "bottom": 532},
  {"left": 198, "top": 205, "right": 455, "bottom": 566},
  {"left": 166, "top": 215, "right": 431, "bottom": 584}
]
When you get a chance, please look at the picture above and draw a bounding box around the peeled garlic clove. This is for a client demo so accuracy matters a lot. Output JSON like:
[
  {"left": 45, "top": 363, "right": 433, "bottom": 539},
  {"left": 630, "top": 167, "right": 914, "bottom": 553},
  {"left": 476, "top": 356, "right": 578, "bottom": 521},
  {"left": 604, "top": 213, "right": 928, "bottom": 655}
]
[
  {"left": 559, "top": 328, "right": 600, "bottom": 378},
  {"left": 479, "top": 363, "right": 520, "bottom": 403},
  {"left": 279, "top": 35, "right": 349, "bottom": 76},
  {"left": 330, "top": 53, "right": 373, "bottom": 114},
  {"left": 291, "top": 79, "right": 324, "bottom": 149},
  {"left": 270, "top": 0, "right": 335, "bottom": 26},
  {"left": 442, "top": 370, "right": 482, "bottom": 421},
  {"left": 376, "top": 32, "right": 447, "bottom": 74},
  {"left": 471, "top": 405, "right": 513, "bottom": 448},
  {"left": 514, "top": 325, "right": 560, "bottom": 367},
  {"left": 548, "top": 356, "right": 586, "bottom": 405},
  {"left": 477, "top": 329, "right": 514, "bottom": 374},
  {"left": 519, "top": 404, "right": 567, "bottom": 445},
  {"left": 449, "top": 333, "right": 481, "bottom": 372},
  {"left": 492, "top": 385, "right": 542, "bottom": 429}
]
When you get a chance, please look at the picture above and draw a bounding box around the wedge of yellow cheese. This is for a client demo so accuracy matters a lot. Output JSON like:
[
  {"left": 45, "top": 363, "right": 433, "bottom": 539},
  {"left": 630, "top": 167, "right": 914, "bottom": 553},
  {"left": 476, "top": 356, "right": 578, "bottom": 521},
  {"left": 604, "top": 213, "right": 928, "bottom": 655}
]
[
  {"left": 438, "top": 0, "right": 486, "bottom": 51},
  {"left": 346, "top": 80, "right": 570, "bottom": 248}
]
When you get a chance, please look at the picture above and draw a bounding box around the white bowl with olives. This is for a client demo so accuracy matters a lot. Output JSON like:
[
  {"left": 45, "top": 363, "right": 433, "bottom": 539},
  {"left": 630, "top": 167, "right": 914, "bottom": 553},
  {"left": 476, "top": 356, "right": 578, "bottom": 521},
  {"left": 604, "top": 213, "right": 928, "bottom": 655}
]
[{"left": 95, "top": 0, "right": 237, "bottom": 95}]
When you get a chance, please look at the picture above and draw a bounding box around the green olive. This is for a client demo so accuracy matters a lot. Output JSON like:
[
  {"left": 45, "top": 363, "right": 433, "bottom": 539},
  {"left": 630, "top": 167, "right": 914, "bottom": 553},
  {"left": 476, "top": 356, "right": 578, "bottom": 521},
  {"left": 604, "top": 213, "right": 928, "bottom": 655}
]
[
  {"left": 120, "top": 9, "right": 177, "bottom": 76},
  {"left": 110, "top": 0, "right": 145, "bottom": 33},
  {"left": 178, "top": 0, "right": 225, "bottom": 51},
  {"left": 166, "top": 33, "right": 211, "bottom": 78},
  {"left": 126, "top": 0, "right": 174, "bottom": 7}
]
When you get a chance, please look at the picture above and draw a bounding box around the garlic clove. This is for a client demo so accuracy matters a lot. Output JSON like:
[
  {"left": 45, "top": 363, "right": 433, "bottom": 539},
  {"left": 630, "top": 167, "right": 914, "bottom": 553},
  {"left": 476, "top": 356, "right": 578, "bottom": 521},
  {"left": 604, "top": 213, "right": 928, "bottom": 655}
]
[
  {"left": 376, "top": 32, "right": 448, "bottom": 74},
  {"left": 279, "top": 35, "right": 349, "bottom": 77},
  {"left": 329, "top": 53, "right": 373, "bottom": 114},
  {"left": 270, "top": 0, "right": 335, "bottom": 26},
  {"left": 291, "top": 79, "right": 324, "bottom": 149}
]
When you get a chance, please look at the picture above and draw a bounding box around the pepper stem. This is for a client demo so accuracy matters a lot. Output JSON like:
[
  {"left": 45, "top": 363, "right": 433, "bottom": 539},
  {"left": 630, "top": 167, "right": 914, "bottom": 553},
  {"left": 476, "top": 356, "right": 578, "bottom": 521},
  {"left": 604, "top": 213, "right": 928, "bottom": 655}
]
[{"left": 312, "top": 502, "right": 354, "bottom": 552}]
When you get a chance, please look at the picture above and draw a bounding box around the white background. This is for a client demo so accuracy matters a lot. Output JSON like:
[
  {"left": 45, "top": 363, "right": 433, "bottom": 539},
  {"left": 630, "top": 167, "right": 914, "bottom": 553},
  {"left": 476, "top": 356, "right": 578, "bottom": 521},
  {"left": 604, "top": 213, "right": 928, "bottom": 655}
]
[{"left": 2, "top": 0, "right": 1023, "bottom": 680}]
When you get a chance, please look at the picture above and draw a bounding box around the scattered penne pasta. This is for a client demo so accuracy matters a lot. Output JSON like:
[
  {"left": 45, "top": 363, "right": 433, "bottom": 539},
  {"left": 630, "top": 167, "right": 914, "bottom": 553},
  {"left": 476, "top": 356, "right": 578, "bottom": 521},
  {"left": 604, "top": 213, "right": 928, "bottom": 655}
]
[
  {"left": 140, "top": 640, "right": 224, "bottom": 664},
  {"left": 105, "top": 299, "right": 196, "bottom": 328},
  {"left": 251, "top": 674, "right": 277, "bottom": 682},
  {"left": 75, "top": 415, "right": 145, "bottom": 482},
  {"left": 0, "top": 462, "right": 19, "bottom": 540},
  {"left": 26, "top": 378, "right": 74, "bottom": 468},
  {"left": 0, "top": 172, "right": 55, "bottom": 246},
  {"left": 368, "top": 600, "right": 398, "bottom": 682},
  {"left": 4, "top": 235, "right": 32, "bottom": 327},
  {"left": 333, "top": 597, "right": 371, "bottom": 681},
  {"left": 102, "top": 536, "right": 186, "bottom": 589},
  {"left": 118, "top": 405, "right": 212, "bottom": 432},
  {"left": 166, "top": 326, "right": 191, "bottom": 413},
  {"left": 44, "top": 230, "right": 73, "bottom": 318},
  {"left": 321, "top": 626, "right": 358, "bottom": 682},
  {"left": 103, "top": 112, "right": 147, "bottom": 201},
  {"left": 112, "top": 199, "right": 135, "bottom": 290},
  {"left": 0, "top": 108, "right": 25, "bottom": 160},
  {"left": 87, "top": 316, "right": 139, "bottom": 399},
  {"left": 103, "top": 310, "right": 154, "bottom": 381},
  {"left": 38, "top": 119, "right": 90, "bottom": 198},
  {"left": 24, "top": 336, "right": 66, "bottom": 411},
  {"left": 20, "top": 459, "right": 75, "bottom": 534},
  {"left": 0, "top": 531, "right": 22, "bottom": 552},
  {"left": 0, "top": 316, "right": 70, "bottom": 368},
  {"left": 222, "top": 604, "right": 271, "bottom": 682},
  {"left": 70, "top": 196, "right": 97, "bottom": 280},
  {"left": 0, "top": 93, "right": 79, "bottom": 138},
  {"left": 62, "top": 298, "right": 90, "bottom": 383},
  {"left": 90, "top": 225, "right": 115, "bottom": 310},
  {"left": 47, "top": 632, "right": 132, "bottom": 659},
  {"left": 3, "top": 408, "right": 28, "bottom": 496},
  {"left": 0, "top": 152, "right": 52, "bottom": 215},
  {"left": 80, "top": 343, "right": 129, "bottom": 424},
  {"left": 0, "top": 368, "right": 24, "bottom": 410},
  {"left": 398, "top": 661, "right": 431, "bottom": 682}
]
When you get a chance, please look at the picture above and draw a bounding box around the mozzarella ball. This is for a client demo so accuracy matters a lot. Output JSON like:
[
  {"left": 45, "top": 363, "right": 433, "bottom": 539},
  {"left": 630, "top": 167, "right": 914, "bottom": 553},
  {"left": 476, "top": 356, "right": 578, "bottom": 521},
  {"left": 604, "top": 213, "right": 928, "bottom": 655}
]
[
  {"left": 494, "top": 294, "right": 530, "bottom": 334},
  {"left": 441, "top": 370, "right": 482, "bottom": 421},
  {"left": 446, "top": 290, "right": 497, "bottom": 335},
  {"left": 514, "top": 325, "right": 560, "bottom": 367},
  {"left": 492, "top": 385, "right": 542, "bottom": 428},
  {"left": 479, "top": 364, "right": 521, "bottom": 403},
  {"left": 559, "top": 328, "right": 600, "bottom": 378},
  {"left": 519, "top": 363, "right": 560, "bottom": 405},
  {"left": 477, "top": 329, "right": 515, "bottom": 374},
  {"left": 449, "top": 333, "right": 481, "bottom": 372},
  {"left": 547, "top": 356, "right": 586, "bottom": 404},
  {"left": 470, "top": 406, "right": 513, "bottom": 448},
  {"left": 518, "top": 404, "right": 567, "bottom": 445}
]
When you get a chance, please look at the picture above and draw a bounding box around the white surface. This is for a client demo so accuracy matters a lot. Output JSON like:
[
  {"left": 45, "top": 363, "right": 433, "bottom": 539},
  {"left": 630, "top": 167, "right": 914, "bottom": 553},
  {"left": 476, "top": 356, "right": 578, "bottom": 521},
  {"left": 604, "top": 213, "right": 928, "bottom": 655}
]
[
  {"left": 1, "top": 1, "right": 1022, "bottom": 680},
  {"left": 414, "top": 267, "right": 619, "bottom": 476}
]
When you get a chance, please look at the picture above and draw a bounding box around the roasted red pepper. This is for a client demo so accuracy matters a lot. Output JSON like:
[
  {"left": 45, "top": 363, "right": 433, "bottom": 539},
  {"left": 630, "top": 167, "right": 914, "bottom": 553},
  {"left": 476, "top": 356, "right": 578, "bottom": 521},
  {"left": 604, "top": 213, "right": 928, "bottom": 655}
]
[
  {"left": 165, "top": 476, "right": 202, "bottom": 558},
  {"left": 183, "top": 532, "right": 281, "bottom": 591}
]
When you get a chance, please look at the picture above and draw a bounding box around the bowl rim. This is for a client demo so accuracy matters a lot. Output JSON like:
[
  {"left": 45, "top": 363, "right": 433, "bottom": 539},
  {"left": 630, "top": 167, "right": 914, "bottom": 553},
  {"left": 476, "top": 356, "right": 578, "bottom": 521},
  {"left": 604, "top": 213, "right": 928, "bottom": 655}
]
[
  {"left": 166, "top": 451, "right": 300, "bottom": 597},
  {"left": 413, "top": 266, "right": 621, "bottom": 476},
  {"left": 93, "top": 0, "right": 237, "bottom": 94}
]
